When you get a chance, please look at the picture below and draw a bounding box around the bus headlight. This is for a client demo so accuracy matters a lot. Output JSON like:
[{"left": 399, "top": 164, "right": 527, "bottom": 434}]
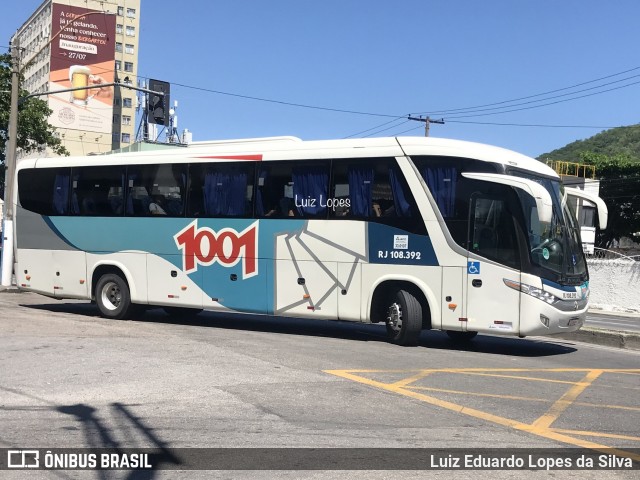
[{"left": 503, "top": 279, "right": 558, "bottom": 305}]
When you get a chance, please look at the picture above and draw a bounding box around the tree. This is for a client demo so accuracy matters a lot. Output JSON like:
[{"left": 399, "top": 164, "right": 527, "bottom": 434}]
[
  {"left": 580, "top": 151, "right": 640, "bottom": 248},
  {"left": 1, "top": 53, "right": 68, "bottom": 198}
]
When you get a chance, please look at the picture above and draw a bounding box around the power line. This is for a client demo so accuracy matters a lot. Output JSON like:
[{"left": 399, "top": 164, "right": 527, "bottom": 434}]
[
  {"left": 6, "top": 40, "right": 640, "bottom": 121},
  {"left": 387, "top": 124, "right": 424, "bottom": 137},
  {"left": 414, "top": 65, "right": 640, "bottom": 116},
  {"left": 407, "top": 116, "right": 445, "bottom": 137},
  {"left": 447, "top": 120, "right": 622, "bottom": 129},
  {"left": 4, "top": 46, "right": 639, "bottom": 131},
  {"left": 362, "top": 119, "right": 411, "bottom": 138},
  {"left": 169, "top": 81, "right": 399, "bottom": 118},
  {"left": 136, "top": 66, "right": 640, "bottom": 124},
  {"left": 342, "top": 116, "right": 407, "bottom": 138},
  {"left": 442, "top": 79, "right": 640, "bottom": 120}
]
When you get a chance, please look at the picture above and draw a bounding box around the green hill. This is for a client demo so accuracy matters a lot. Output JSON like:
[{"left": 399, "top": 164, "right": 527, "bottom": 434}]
[{"left": 537, "top": 123, "right": 640, "bottom": 162}]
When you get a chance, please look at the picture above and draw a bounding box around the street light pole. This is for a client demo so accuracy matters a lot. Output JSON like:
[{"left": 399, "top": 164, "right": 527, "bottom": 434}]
[{"left": 1, "top": 36, "right": 21, "bottom": 286}]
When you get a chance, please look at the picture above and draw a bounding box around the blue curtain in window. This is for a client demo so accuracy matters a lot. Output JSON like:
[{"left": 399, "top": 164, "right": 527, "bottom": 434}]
[
  {"left": 52, "top": 173, "right": 70, "bottom": 214},
  {"left": 348, "top": 165, "right": 374, "bottom": 217},
  {"left": 388, "top": 167, "right": 412, "bottom": 217},
  {"left": 422, "top": 166, "right": 456, "bottom": 218},
  {"left": 292, "top": 166, "right": 329, "bottom": 217},
  {"left": 204, "top": 168, "right": 248, "bottom": 216}
]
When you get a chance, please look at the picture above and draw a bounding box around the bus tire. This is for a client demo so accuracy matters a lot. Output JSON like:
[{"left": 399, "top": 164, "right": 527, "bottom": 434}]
[
  {"left": 446, "top": 330, "right": 478, "bottom": 342},
  {"left": 163, "top": 307, "right": 203, "bottom": 318},
  {"left": 95, "top": 273, "right": 134, "bottom": 320},
  {"left": 385, "top": 289, "right": 422, "bottom": 346}
]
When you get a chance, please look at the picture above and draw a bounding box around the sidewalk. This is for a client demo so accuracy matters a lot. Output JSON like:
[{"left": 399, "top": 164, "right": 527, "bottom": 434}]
[
  {"left": 550, "top": 308, "right": 640, "bottom": 351},
  {"left": 0, "top": 284, "right": 20, "bottom": 293},
  {"left": 552, "top": 326, "right": 640, "bottom": 351},
  {"left": 0, "top": 273, "right": 17, "bottom": 292}
]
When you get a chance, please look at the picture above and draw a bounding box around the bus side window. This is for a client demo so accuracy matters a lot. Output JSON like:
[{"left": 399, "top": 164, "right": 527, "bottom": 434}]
[
  {"left": 188, "top": 162, "right": 254, "bottom": 218},
  {"left": 329, "top": 161, "right": 373, "bottom": 219},
  {"left": 18, "top": 168, "right": 72, "bottom": 215},
  {"left": 71, "top": 166, "right": 125, "bottom": 217},
  {"left": 126, "top": 164, "right": 186, "bottom": 217},
  {"left": 257, "top": 161, "right": 330, "bottom": 219}
]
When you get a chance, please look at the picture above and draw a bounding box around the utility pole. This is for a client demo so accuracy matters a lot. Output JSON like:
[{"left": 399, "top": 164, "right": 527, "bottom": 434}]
[
  {"left": 1, "top": 36, "right": 21, "bottom": 286},
  {"left": 407, "top": 115, "right": 445, "bottom": 137}
]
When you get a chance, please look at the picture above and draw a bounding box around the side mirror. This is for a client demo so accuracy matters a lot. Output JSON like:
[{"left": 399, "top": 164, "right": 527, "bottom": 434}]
[
  {"left": 565, "top": 187, "right": 608, "bottom": 230},
  {"left": 461, "top": 172, "right": 553, "bottom": 224}
]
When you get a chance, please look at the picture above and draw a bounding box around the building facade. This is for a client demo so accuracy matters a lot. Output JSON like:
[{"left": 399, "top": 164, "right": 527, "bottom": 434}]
[{"left": 13, "top": 0, "right": 141, "bottom": 156}]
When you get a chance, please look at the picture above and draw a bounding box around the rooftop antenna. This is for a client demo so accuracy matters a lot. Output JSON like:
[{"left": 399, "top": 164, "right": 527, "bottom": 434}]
[
  {"left": 135, "top": 78, "right": 148, "bottom": 142},
  {"left": 168, "top": 100, "right": 179, "bottom": 143}
]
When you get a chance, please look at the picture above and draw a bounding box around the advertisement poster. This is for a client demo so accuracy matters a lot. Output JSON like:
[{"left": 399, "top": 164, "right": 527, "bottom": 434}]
[{"left": 48, "top": 4, "right": 116, "bottom": 134}]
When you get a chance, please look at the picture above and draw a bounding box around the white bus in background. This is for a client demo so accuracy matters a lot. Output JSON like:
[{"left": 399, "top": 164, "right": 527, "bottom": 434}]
[{"left": 11, "top": 136, "right": 608, "bottom": 345}]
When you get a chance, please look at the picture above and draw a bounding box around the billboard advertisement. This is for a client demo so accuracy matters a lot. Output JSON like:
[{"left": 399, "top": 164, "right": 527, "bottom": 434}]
[{"left": 48, "top": 4, "right": 116, "bottom": 134}]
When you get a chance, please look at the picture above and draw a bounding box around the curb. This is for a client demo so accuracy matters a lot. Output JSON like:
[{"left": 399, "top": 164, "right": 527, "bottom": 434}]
[
  {"left": 0, "top": 286, "right": 22, "bottom": 294},
  {"left": 588, "top": 308, "right": 640, "bottom": 319},
  {"left": 551, "top": 327, "right": 640, "bottom": 351}
]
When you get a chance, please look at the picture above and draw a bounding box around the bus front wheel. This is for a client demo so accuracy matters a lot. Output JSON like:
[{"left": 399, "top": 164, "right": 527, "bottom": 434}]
[
  {"left": 385, "top": 289, "right": 422, "bottom": 346},
  {"left": 95, "top": 273, "right": 134, "bottom": 320}
]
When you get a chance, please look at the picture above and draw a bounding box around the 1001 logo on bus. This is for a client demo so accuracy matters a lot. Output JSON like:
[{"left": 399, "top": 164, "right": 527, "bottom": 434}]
[{"left": 174, "top": 220, "right": 259, "bottom": 279}]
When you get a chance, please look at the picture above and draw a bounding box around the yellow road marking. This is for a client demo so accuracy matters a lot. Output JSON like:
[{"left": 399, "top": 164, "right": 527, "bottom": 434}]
[
  {"left": 551, "top": 428, "right": 640, "bottom": 442},
  {"left": 390, "top": 370, "right": 433, "bottom": 388},
  {"left": 408, "top": 385, "right": 550, "bottom": 403},
  {"left": 324, "top": 368, "right": 640, "bottom": 462},
  {"left": 532, "top": 370, "right": 603, "bottom": 429},
  {"left": 408, "top": 385, "right": 640, "bottom": 413},
  {"left": 456, "top": 371, "right": 582, "bottom": 385}
]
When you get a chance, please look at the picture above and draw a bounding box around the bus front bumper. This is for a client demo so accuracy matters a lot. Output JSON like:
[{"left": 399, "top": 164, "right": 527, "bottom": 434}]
[{"left": 519, "top": 294, "right": 587, "bottom": 336}]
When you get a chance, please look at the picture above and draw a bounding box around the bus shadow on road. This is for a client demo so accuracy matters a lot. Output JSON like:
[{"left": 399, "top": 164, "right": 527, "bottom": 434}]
[{"left": 23, "top": 301, "right": 577, "bottom": 358}]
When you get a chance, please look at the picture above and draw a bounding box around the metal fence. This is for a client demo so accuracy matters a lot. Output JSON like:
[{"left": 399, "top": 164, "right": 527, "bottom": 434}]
[{"left": 588, "top": 247, "right": 640, "bottom": 261}]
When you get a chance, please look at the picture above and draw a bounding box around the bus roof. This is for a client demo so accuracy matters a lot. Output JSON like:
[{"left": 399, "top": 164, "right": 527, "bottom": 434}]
[{"left": 18, "top": 136, "right": 557, "bottom": 178}]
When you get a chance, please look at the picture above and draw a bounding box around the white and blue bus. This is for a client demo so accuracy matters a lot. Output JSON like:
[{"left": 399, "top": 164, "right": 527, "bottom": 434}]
[{"left": 11, "top": 136, "right": 607, "bottom": 345}]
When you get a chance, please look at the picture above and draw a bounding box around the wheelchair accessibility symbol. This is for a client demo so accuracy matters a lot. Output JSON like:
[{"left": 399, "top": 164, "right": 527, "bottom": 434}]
[{"left": 467, "top": 261, "right": 480, "bottom": 275}]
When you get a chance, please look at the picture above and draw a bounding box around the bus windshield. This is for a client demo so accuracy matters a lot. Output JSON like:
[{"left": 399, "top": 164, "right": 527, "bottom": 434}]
[{"left": 511, "top": 171, "right": 587, "bottom": 284}]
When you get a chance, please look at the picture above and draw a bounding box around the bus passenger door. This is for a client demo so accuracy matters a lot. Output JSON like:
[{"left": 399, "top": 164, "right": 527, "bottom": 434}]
[
  {"left": 464, "top": 195, "right": 521, "bottom": 334},
  {"left": 52, "top": 250, "right": 87, "bottom": 298}
]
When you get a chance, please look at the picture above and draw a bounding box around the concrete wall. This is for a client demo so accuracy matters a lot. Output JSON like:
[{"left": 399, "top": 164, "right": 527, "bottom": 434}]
[{"left": 587, "top": 259, "right": 640, "bottom": 313}]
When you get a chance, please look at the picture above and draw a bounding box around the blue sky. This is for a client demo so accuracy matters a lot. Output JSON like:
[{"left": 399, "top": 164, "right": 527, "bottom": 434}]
[{"left": 2, "top": 0, "right": 639, "bottom": 158}]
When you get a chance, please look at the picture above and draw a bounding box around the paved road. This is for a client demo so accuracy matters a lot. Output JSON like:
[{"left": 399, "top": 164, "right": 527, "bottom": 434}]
[{"left": 0, "top": 292, "right": 639, "bottom": 479}]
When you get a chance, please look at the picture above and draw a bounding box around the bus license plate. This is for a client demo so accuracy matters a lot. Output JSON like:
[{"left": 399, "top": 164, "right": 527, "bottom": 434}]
[
  {"left": 568, "top": 318, "right": 580, "bottom": 326},
  {"left": 562, "top": 292, "right": 578, "bottom": 300}
]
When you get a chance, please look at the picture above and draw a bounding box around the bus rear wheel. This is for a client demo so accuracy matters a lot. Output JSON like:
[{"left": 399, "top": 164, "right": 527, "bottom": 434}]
[
  {"left": 95, "top": 273, "right": 134, "bottom": 320},
  {"left": 385, "top": 289, "right": 422, "bottom": 346}
]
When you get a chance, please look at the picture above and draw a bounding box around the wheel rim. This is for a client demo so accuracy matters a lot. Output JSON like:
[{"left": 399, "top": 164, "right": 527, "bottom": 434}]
[
  {"left": 100, "top": 281, "right": 121, "bottom": 311},
  {"left": 387, "top": 302, "right": 403, "bottom": 333}
]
